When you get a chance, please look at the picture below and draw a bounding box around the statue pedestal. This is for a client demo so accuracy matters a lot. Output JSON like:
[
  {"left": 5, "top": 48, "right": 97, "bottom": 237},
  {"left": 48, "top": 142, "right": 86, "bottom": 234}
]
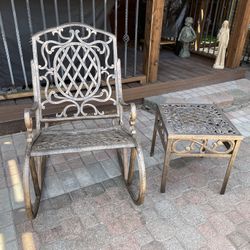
[{"left": 213, "top": 64, "right": 224, "bottom": 69}]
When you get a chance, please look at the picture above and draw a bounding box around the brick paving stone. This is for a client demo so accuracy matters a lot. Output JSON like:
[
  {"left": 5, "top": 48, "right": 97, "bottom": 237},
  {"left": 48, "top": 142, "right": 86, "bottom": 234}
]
[
  {"left": 100, "top": 159, "right": 121, "bottom": 178},
  {"left": 1, "top": 143, "right": 15, "bottom": 153},
  {"left": 57, "top": 170, "right": 80, "bottom": 193},
  {"left": 154, "top": 199, "right": 179, "bottom": 220},
  {"left": 141, "top": 208, "right": 159, "bottom": 224},
  {"left": 82, "top": 224, "right": 111, "bottom": 249},
  {"left": 81, "top": 152, "right": 98, "bottom": 165},
  {"left": 163, "top": 179, "right": 189, "bottom": 199},
  {"left": 206, "top": 92, "right": 234, "bottom": 108},
  {"left": 209, "top": 213, "right": 235, "bottom": 236},
  {"left": 111, "top": 233, "right": 140, "bottom": 250},
  {"left": 0, "top": 211, "right": 12, "bottom": 228},
  {"left": 236, "top": 222, "right": 250, "bottom": 241},
  {"left": 182, "top": 189, "right": 207, "bottom": 205},
  {"left": 39, "top": 227, "right": 61, "bottom": 245},
  {"left": 198, "top": 222, "right": 217, "bottom": 241},
  {"left": 227, "top": 210, "right": 246, "bottom": 225},
  {"left": 87, "top": 162, "right": 109, "bottom": 183},
  {"left": 184, "top": 173, "right": 210, "bottom": 189},
  {"left": 208, "top": 195, "right": 235, "bottom": 213},
  {"left": 71, "top": 199, "right": 95, "bottom": 218},
  {"left": 133, "top": 228, "right": 153, "bottom": 247},
  {"left": 146, "top": 218, "right": 175, "bottom": 242},
  {"left": 2, "top": 150, "right": 17, "bottom": 162},
  {"left": 106, "top": 216, "right": 126, "bottom": 237},
  {"left": 79, "top": 213, "right": 99, "bottom": 229},
  {"left": 53, "top": 161, "right": 71, "bottom": 173},
  {"left": 69, "top": 188, "right": 87, "bottom": 202},
  {"left": 5, "top": 240, "right": 18, "bottom": 250},
  {"left": 0, "top": 224, "right": 16, "bottom": 243},
  {"left": 180, "top": 204, "right": 206, "bottom": 226},
  {"left": 240, "top": 243, "right": 250, "bottom": 250},
  {"left": 207, "top": 235, "right": 236, "bottom": 250},
  {"left": 49, "top": 193, "right": 72, "bottom": 210},
  {"left": 162, "top": 237, "right": 184, "bottom": 250},
  {"left": 93, "top": 150, "right": 110, "bottom": 161},
  {"left": 84, "top": 183, "right": 105, "bottom": 197},
  {"left": 105, "top": 184, "right": 129, "bottom": 203},
  {"left": 119, "top": 211, "right": 144, "bottom": 233},
  {"left": 227, "top": 231, "right": 249, "bottom": 248},
  {"left": 237, "top": 201, "right": 250, "bottom": 220},
  {"left": 176, "top": 226, "right": 206, "bottom": 250},
  {"left": 100, "top": 178, "right": 117, "bottom": 190},
  {"left": 0, "top": 188, "right": 12, "bottom": 212},
  {"left": 56, "top": 217, "right": 83, "bottom": 241},
  {"left": 0, "top": 176, "right": 7, "bottom": 189},
  {"left": 33, "top": 206, "right": 74, "bottom": 232},
  {"left": 41, "top": 239, "right": 86, "bottom": 250},
  {"left": 64, "top": 153, "right": 81, "bottom": 161},
  {"left": 141, "top": 240, "right": 165, "bottom": 250},
  {"left": 50, "top": 154, "right": 66, "bottom": 165},
  {"left": 67, "top": 158, "right": 85, "bottom": 170},
  {"left": 44, "top": 175, "right": 64, "bottom": 198},
  {"left": 73, "top": 166, "right": 95, "bottom": 187}
]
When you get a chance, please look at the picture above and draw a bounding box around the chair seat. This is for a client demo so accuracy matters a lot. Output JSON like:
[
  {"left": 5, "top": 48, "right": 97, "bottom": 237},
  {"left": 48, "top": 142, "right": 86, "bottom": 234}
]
[{"left": 31, "top": 126, "right": 135, "bottom": 156}]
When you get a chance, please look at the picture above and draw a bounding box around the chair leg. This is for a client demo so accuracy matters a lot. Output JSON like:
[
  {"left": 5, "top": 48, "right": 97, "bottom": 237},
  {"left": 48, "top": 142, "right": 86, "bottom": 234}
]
[
  {"left": 160, "top": 139, "right": 172, "bottom": 193},
  {"left": 117, "top": 148, "right": 129, "bottom": 181},
  {"left": 23, "top": 155, "right": 46, "bottom": 219},
  {"left": 220, "top": 140, "right": 241, "bottom": 194},
  {"left": 126, "top": 146, "right": 146, "bottom": 205},
  {"left": 150, "top": 114, "right": 158, "bottom": 157}
]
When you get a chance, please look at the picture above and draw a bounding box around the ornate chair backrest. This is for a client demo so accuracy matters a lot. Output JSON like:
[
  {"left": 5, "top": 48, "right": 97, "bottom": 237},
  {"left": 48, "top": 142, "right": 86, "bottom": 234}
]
[{"left": 31, "top": 23, "right": 122, "bottom": 124}]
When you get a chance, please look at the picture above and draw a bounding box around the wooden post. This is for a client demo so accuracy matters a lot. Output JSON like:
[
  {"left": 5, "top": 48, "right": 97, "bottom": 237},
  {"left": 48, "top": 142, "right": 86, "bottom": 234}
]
[
  {"left": 143, "top": 0, "right": 165, "bottom": 83},
  {"left": 226, "top": 0, "right": 250, "bottom": 68}
]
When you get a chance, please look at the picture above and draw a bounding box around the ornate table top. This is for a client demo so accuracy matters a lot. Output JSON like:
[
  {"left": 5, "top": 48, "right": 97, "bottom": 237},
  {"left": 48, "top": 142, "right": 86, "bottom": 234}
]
[{"left": 158, "top": 104, "right": 242, "bottom": 136}]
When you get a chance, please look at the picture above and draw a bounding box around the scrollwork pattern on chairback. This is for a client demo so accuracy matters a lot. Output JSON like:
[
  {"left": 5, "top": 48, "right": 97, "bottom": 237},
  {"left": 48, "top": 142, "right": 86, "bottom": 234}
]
[{"left": 34, "top": 25, "right": 117, "bottom": 118}]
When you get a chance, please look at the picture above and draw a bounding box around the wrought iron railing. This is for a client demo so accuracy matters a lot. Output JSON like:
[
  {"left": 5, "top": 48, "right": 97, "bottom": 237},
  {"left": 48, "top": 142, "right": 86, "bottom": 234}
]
[
  {"left": 189, "top": 0, "right": 238, "bottom": 57},
  {"left": 0, "top": 0, "right": 141, "bottom": 93}
]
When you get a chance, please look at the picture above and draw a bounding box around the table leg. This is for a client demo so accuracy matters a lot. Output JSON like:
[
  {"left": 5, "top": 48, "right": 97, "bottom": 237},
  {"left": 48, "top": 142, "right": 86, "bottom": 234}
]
[
  {"left": 150, "top": 113, "right": 158, "bottom": 157},
  {"left": 220, "top": 140, "right": 242, "bottom": 194},
  {"left": 161, "top": 139, "right": 172, "bottom": 193}
]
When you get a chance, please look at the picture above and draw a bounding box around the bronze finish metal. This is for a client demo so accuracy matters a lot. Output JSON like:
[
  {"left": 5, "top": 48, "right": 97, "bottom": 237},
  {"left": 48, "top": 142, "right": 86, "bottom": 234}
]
[
  {"left": 23, "top": 23, "right": 146, "bottom": 219},
  {"left": 151, "top": 103, "right": 243, "bottom": 194}
]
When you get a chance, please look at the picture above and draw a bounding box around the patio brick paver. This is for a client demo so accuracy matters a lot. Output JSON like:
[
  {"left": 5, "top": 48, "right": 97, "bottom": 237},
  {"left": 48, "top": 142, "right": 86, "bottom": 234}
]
[{"left": 1, "top": 79, "right": 250, "bottom": 249}]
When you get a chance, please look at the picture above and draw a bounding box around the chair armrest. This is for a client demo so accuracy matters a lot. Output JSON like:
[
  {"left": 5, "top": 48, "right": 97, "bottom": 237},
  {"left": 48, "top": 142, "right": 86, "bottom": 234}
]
[
  {"left": 24, "top": 102, "right": 39, "bottom": 142},
  {"left": 119, "top": 100, "right": 137, "bottom": 134}
]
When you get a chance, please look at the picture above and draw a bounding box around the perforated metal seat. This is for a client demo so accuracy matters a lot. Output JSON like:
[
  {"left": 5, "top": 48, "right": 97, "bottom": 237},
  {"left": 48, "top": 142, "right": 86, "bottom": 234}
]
[{"left": 31, "top": 127, "right": 135, "bottom": 156}]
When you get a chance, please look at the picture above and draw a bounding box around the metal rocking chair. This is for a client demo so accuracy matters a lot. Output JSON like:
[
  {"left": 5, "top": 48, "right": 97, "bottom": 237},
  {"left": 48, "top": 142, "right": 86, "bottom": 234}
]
[{"left": 23, "top": 23, "right": 146, "bottom": 219}]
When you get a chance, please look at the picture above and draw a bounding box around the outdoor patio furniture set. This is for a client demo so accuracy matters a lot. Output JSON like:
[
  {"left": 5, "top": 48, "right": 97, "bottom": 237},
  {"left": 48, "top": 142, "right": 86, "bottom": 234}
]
[{"left": 23, "top": 23, "right": 243, "bottom": 219}]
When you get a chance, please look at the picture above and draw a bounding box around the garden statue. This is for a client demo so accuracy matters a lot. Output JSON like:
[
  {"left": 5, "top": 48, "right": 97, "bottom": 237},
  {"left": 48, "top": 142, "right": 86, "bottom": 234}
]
[
  {"left": 178, "top": 17, "right": 196, "bottom": 58},
  {"left": 213, "top": 20, "right": 230, "bottom": 69}
]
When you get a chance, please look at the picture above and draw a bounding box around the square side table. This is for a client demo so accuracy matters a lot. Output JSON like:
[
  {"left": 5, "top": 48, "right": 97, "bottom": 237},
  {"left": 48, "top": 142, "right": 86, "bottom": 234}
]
[{"left": 150, "top": 104, "right": 244, "bottom": 194}]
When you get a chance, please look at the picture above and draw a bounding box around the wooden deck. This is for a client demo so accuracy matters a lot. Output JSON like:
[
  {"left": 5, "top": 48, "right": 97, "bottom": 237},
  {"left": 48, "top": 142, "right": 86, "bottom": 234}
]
[
  {"left": 123, "top": 49, "right": 246, "bottom": 101},
  {"left": 0, "top": 49, "right": 246, "bottom": 135}
]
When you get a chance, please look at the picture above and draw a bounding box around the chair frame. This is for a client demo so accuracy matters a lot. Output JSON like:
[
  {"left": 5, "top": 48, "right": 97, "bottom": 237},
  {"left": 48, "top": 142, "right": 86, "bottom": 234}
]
[{"left": 23, "top": 23, "right": 146, "bottom": 219}]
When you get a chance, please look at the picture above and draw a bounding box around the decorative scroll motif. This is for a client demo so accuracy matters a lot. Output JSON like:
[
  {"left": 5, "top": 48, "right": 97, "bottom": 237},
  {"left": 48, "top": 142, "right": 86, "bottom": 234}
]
[
  {"left": 172, "top": 139, "right": 235, "bottom": 154},
  {"left": 33, "top": 24, "right": 117, "bottom": 119},
  {"left": 159, "top": 104, "right": 240, "bottom": 135}
]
